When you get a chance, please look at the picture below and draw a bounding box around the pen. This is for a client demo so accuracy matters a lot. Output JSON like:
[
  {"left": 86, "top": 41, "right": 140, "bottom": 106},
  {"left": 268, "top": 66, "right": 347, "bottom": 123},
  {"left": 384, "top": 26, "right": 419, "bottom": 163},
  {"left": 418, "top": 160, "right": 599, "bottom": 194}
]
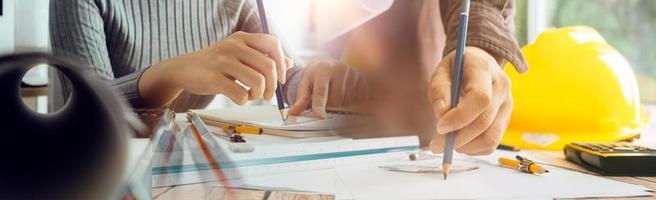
[
  {"left": 255, "top": 0, "right": 287, "bottom": 123},
  {"left": 498, "top": 155, "right": 549, "bottom": 174},
  {"left": 442, "top": 0, "right": 471, "bottom": 180}
]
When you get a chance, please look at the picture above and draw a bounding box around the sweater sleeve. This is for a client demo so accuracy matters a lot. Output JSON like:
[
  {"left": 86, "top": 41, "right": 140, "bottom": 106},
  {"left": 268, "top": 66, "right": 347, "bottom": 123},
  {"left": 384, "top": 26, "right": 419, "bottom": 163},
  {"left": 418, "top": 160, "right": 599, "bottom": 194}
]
[
  {"left": 49, "top": 0, "right": 145, "bottom": 110},
  {"left": 440, "top": 0, "right": 527, "bottom": 73}
]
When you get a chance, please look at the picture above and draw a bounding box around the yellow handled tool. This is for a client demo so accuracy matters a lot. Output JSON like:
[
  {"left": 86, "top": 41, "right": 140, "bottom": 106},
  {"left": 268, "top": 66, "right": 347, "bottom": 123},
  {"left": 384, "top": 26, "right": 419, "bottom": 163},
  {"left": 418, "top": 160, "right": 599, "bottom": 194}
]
[{"left": 499, "top": 156, "right": 549, "bottom": 174}]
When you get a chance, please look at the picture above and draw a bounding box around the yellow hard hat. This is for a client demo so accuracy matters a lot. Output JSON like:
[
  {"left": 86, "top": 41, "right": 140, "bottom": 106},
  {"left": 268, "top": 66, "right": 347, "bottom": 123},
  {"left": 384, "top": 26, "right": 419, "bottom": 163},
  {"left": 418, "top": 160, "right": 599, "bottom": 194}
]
[{"left": 501, "top": 26, "right": 649, "bottom": 150}]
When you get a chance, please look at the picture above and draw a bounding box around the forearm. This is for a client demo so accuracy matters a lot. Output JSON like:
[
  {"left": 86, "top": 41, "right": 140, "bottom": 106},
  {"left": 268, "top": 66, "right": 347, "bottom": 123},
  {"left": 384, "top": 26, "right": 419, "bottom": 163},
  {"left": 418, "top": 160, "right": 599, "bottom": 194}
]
[{"left": 136, "top": 59, "right": 184, "bottom": 108}]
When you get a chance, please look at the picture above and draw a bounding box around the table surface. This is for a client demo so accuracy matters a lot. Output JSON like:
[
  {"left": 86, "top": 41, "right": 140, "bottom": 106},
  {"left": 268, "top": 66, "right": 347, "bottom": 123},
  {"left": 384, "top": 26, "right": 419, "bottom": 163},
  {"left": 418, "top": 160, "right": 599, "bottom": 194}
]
[
  {"left": 153, "top": 109, "right": 656, "bottom": 200},
  {"left": 20, "top": 85, "right": 48, "bottom": 97}
]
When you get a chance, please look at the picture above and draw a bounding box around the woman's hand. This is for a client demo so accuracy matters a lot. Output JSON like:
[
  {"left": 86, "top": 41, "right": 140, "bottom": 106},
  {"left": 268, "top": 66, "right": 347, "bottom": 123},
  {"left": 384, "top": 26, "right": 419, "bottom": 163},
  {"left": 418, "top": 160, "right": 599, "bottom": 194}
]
[
  {"left": 139, "top": 31, "right": 292, "bottom": 107},
  {"left": 428, "top": 46, "right": 513, "bottom": 155},
  {"left": 288, "top": 58, "right": 367, "bottom": 119}
]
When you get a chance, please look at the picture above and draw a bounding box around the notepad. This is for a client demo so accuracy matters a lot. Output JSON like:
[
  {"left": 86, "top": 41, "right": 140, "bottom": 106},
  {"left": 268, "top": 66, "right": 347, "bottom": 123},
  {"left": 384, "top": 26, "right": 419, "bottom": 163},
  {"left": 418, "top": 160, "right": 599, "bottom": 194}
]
[{"left": 191, "top": 106, "right": 360, "bottom": 137}]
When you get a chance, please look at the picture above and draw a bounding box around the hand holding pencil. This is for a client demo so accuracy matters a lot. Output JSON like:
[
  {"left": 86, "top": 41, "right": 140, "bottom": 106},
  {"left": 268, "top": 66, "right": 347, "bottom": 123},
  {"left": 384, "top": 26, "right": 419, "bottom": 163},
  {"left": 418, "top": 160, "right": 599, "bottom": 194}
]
[
  {"left": 427, "top": 0, "right": 514, "bottom": 178},
  {"left": 429, "top": 47, "right": 512, "bottom": 155}
]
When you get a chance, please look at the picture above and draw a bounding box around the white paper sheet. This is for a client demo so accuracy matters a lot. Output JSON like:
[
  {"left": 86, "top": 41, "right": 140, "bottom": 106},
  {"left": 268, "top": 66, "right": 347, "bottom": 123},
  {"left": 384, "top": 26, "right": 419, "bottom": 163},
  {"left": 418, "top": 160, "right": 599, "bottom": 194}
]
[
  {"left": 213, "top": 169, "right": 356, "bottom": 199},
  {"left": 223, "top": 169, "right": 340, "bottom": 193},
  {"left": 340, "top": 151, "right": 650, "bottom": 199},
  {"left": 222, "top": 151, "right": 651, "bottom": 200}
]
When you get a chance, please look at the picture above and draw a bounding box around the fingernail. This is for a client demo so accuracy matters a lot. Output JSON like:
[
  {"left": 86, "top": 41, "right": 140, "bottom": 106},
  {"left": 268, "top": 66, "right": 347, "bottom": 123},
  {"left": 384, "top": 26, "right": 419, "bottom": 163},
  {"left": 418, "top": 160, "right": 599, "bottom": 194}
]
[
  {"left": 287, "top": 61, "right": 295, "bottom": 69},
  {"left": 280, "top": 74, "right": 286, "bottom": 84}
]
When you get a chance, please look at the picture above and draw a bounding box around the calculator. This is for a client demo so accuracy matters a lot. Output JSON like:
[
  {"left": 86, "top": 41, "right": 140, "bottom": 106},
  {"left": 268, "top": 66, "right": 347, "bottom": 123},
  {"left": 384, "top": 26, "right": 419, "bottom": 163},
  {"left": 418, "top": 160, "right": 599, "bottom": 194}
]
[{"left": 564, "top": 142, "right": 656, "bottom": 176}]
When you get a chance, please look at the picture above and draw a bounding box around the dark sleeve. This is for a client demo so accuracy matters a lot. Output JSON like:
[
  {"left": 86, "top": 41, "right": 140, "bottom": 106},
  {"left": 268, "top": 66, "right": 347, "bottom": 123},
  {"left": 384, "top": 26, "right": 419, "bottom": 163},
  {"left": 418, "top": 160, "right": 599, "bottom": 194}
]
[
  {"left": 440, "top": 0, "right": 528, "bottom": 73},
  {"left": 49, "top": 0, "right": 145, "bottom": 110}
]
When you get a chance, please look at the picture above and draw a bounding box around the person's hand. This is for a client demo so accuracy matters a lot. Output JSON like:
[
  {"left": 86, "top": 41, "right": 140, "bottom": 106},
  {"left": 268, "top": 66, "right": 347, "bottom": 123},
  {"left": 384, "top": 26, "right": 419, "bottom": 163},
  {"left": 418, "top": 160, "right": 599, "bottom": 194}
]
[
  {"left": 140, "top": 31, "right": 293, "bottom": 106},
  {"left": 428, "top": 46, "right": 512, "bottom": 155},
  {"left": 288, "top": 58, "right": 367, "bottom": 119}
]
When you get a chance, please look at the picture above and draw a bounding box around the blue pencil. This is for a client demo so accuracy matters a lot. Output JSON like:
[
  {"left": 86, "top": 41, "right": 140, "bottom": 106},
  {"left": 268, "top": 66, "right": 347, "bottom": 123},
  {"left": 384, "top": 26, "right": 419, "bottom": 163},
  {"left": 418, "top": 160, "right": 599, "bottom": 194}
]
[{"left": 442, "top": 0, "right": 471, "bottom": 180}]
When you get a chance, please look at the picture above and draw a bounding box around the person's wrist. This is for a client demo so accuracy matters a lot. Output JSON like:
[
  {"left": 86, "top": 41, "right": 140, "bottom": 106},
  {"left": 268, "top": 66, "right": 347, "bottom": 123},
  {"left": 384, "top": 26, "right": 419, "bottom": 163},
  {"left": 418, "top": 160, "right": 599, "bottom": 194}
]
[
  {"left": 137, "top": 58, "right": 184, "bottom": 107},
  {"left": 468, "top": 46, "right": 505, "bottom": 66},
  {"left": 152, "top": 58, "right": 184, "bottom": 91}
]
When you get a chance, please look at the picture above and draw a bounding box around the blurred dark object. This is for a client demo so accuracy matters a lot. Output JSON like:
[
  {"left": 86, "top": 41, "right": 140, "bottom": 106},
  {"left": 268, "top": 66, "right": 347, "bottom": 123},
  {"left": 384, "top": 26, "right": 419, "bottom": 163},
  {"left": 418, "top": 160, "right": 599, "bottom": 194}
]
[{"left": 0, "top": 53, "right": 129, "bottom": 199}]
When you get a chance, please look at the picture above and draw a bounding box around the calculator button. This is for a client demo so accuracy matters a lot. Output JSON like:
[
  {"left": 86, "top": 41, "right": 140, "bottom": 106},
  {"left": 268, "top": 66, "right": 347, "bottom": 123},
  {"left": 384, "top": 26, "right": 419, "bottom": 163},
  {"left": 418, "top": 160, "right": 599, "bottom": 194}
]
[
  {"left": 596, "top": 145, "right": 612, "bottom": 151},
  {"left": 589, "top": 147, "right": 603, "bottom": 152},
  {"left": 616, "top": 143, "right": 633, "bottom": 148},
  {"left": 611, "top": 146, "right": 638, "bottom": 152},
  {"left": 573, "top": 143, "right": 591, "bottom": 149}
]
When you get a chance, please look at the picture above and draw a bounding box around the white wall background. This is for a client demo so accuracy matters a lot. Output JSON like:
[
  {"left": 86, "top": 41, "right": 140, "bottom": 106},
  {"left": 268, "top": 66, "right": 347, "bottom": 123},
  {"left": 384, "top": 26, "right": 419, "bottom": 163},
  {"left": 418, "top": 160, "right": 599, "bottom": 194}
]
[
  {"left": 14, "top": 0, "right": 50, "bottom": 50},
  {"left": 2, "top": 0, "right": 51, "bottom": 113},
  {"left": 0, "top": 0, "right": 15, "bottom": 54},
  {"left": 0, "top": 0, "right": 49, "bottom": 53}
]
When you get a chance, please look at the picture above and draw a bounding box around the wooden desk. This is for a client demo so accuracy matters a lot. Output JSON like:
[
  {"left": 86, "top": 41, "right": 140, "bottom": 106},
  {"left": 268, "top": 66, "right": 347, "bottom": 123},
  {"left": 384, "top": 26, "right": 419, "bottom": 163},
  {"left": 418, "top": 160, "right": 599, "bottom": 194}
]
[
  {"left": 522, "top": 150, "right": 656, "bottom": 200},
  {"left": 20, "top": 86, "right": 48, "bottom": 97},
  {"left": 154, "top": 185, "right": 334, "bottom": 200},
  {"left": 20, "top": 86, "right": 48, "bottom": 113}
]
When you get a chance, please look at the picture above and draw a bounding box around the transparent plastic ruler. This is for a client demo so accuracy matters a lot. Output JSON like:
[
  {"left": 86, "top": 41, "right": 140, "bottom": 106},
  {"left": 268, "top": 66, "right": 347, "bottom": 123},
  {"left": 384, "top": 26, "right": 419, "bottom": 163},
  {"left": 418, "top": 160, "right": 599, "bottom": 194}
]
[{"left": 152, "top": 129, "right": 419, "bottom": 187}]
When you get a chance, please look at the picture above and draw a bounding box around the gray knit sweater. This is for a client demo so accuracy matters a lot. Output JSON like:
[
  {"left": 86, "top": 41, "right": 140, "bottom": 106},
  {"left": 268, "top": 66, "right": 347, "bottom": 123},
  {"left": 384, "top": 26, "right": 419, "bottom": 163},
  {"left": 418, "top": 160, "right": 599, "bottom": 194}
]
[{"left": 49, "top": 0, "right": 302, "bottom": 111}]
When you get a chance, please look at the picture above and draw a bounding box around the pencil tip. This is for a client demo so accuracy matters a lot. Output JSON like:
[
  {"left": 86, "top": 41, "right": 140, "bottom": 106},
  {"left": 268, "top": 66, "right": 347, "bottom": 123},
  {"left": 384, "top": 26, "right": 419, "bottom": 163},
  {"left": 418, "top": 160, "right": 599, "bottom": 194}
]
[
  {"left": 442, "top": 163, "right": 451, "bottom": 180},
  {"left": 279, "top": 110, "right": 287, "bottom": 124}
]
